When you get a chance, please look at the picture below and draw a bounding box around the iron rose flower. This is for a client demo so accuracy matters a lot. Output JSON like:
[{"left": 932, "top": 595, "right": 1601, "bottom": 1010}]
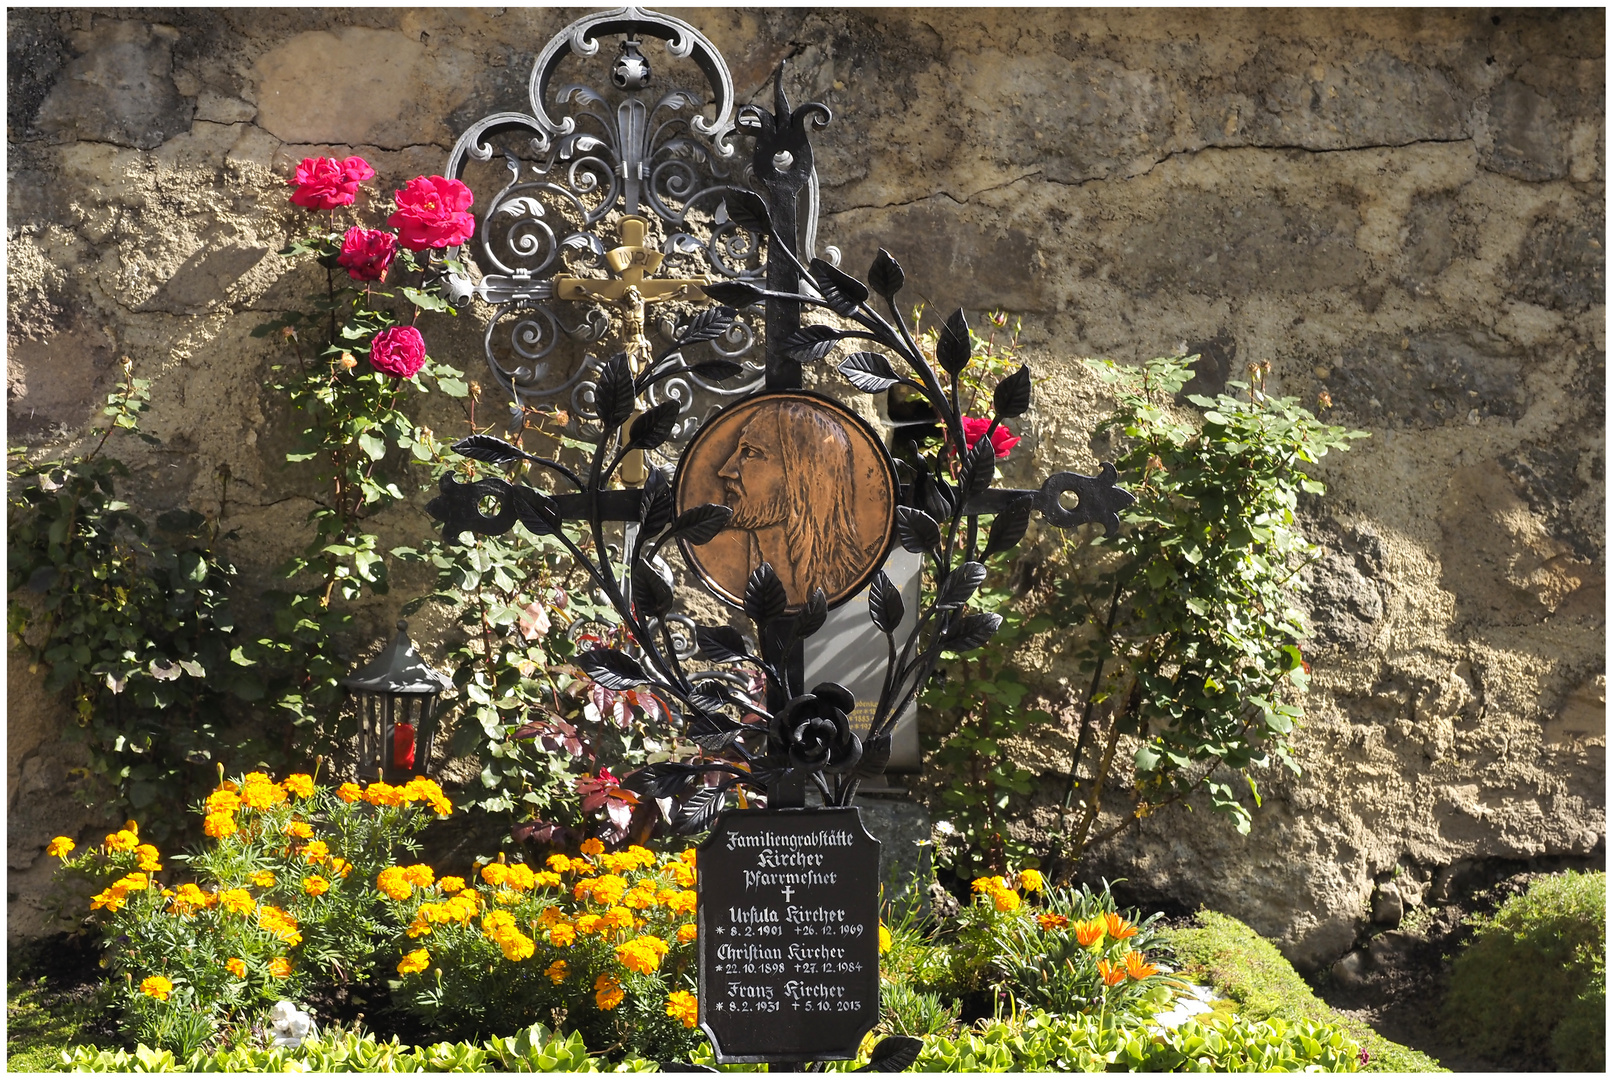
[
  {"left": 770, "top": 682, "right": 862, "bottom": 773},
  {"left": 387, "top": 175, "right": 476, "bottom": 251},
  {"left": 337, "top": 226, "right": 397, "bottom": 282},
  {"left": 289, "top": 156, "right": 375, "bottom": 210},
  {"left": 368, "top": 325, "right": 427, "bottom": 378}
]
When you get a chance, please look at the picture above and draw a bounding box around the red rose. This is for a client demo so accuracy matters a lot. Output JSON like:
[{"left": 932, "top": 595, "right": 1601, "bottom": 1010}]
[
  {"left": 961, "top": 415, "right": 1020, "bottom": 459},
  {"left": 387, "top": 175, "right": 475, "bottom": 251},
  {"left": 337, "top": 227, "right": 397, "bottom": 282},
  {"left": 288, "top": 155, "right": 375, "bottom": 210},
  {"left": 368, "top": 325, "right": 427, "bottom": 379}
]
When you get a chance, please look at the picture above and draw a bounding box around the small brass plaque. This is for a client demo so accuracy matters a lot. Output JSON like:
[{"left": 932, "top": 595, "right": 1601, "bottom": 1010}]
[{"left": 675, "top": 392, "right": 897, "bottom": 611}]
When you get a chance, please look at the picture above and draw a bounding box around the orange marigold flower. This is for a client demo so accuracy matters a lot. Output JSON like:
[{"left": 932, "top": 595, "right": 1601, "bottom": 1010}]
[
  {"left": 283, "top": 773, "right": 315, "bottom": 798},
  {"left": 226, "top": 957, "right": 246, "bottom": 978},
  {"left": 616, "top": 935, "right": 669, "bottom": 974},
  {"left": 1124, "top": 950, "right": 1159, "bottom": 980},
  {"left": 258, "top": 905, "right": 303, "bottom": 945},
  {"left": 1074, "top": 917, "right": 1106, "bottom": 947},
  {"left": 303, "top": 875, "right": 330, "bottom": 897},
  {"left": 626, "top": 845, "right": 656, "bottom": 868},
  {"left": 139, "top": 975, "right": 173, "bottom": 1001},
  {"left": 203, "top": 812, "right": 237, "bottom": 839},
  {"left": 284, "top": 820, "right": 314, "bottom": 839},
  {"left": 136, "top": 844, "right": 162, "bottom": 871},
  {"left": 250, "top": 869, "right": 277, "bottom": 888},
  {"left": 572, "top": 877, "right": 597, "bottom": 901},
  {"left": 396, "top": 948, "right": 430, "bottom": 975},
  {"left": 589, "top": 874, "right": 629, "bottom": 906},
  {"left": 328, "top": 856, "right": 352, "bottom": 878},
  {"left": 437, "top": 876, "right": 466, "bottom": 894},
  {"left": 534, "top": 870, "right": 562, "bottom": 889},
  {"left": 664, "top": 861, "right": 696, "bottom": 888},
  {"left": 1103, "top": 912, "right": 1138, "bottom": 940},
  {"left": 206, "top": 789, "right": 242, "bottom": 815},
  {"left": 666, "top": 989, "right": 698, "bottom": 1028},
  {"left": 1017, "top": 868, "right": 1045, "bottom": 893},
  {"left": 46, "top": 836, "right": 76, "bottom": 859},
  {"left": 1038, "top": 913, "right": 1070, "bottom": 932},
  {"left": 335, "top": 782, "right": 363, "bottom": 803},
  {"left": 580, "top": 838, "right": 605, "bottom": 856},
  {"left": 402, "top": 864, "right": 435, "bottom": 888},
  {"left": 594, "top": 973, "right": 624, "bottom": 1011},
  {"left": 677, "top": 923, "right": 698, "bottom": 944},
  {"left": 622, "top": 887, "right": 656, "bottom": 910},
  {"left": 302, "top": 840, "right": 330, "bottom": 864},
  {"left": 363, "top": 782, "right": 404, "bottom": 807},
  {"left": 499, "top": 930, "right": 536, "bottom": 962},
  {"left": 546, "top": 853, "right": 573, "bottom": 874},
  {"left": 1097, "top": 958, "right": 1127, "bottom": 987},
  {"left": 574, "top": 914, "right": 602, "bottom": 936},
  {"left": 218, "top": 887, "right": 255, "bottom": 915},
  {"left": 377, "top": 867, "right": 412, "bottom": 901},
  {"left": 549, "top": 923, "right": 577, "bottom": 948},
  {"left": 666, "top": 890, "right": 697, "bottom": 915},
  {"left": 971, "top": 875, "right": 1006, "bottom": 895},
  {"left": 480, "top": 863, "right": 509, "bottom": 887},
  {"left": 241, "top": 774, "right": 287, "bottom": 810},
  {"left": 105, "top": 828, "right": 140, "bottom": 852},
  {"left": 545, "top": 959, "right": 568, "bottom": 984},
  {"left": 505, "top": 863, "right": 535, "bottom": 891},
  {"left": 171, "top": 882, "right": 210, "bottom": 915},
  {"left": 991, "top": 888, "right": 1021, "bottom": 913},
  {"left": 600, "top": 906, "right": 636, "bottom": 932},
  {"left": 268, "top": 957, "right": 293, "bottom": 978},
  {"left": 537, "top": 905, "right": 565, "bottom": 928},
  {"left": 678, "top": 848, "right": 697, "bottom": 865}
]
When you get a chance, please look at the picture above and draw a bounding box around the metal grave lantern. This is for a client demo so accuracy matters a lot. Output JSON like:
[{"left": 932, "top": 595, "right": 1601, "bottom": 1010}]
[
  {"left": 427, "top": 6, "right": 1135, "bottom": 1069},
  {"left": 340, "top": 620, "right": 453, "bottom": 782}
]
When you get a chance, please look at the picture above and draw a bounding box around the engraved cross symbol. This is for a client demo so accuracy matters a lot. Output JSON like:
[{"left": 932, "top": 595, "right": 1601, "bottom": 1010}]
[
  {"left": 553, "top": 214, "right": 713, "bottom": 375},
  {"left": 780, "top": 884, "right": 796, "bottom": 903}
]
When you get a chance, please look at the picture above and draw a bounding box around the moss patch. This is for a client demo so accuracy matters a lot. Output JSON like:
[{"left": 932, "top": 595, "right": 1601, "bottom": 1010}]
[{"left": 1161, "top": 911, "right": 1445, "bottom": 1073}]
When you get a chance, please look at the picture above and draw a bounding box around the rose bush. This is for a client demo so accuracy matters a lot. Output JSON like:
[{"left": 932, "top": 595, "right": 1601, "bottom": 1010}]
[
  {"left": 336, "top": 226, "right": 398, "bottom": 282},
  {"left": 388, "top": 175, "right": 476, "bottom": 251},
  {"left": 288, "top": 155, "right": 376, "bottom": 210},
  {"left": 368, "top": 325, "right": 428, "bottom": 379}
]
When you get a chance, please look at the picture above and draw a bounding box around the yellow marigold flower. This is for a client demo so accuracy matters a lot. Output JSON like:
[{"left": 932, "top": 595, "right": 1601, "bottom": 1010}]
[
  {"left": 599, "top": 851, "right": 634, "bottom": 874},
  {"left": 506, "top": 863, "right": 535, "bottom": 891},
  {"left": 626, "top": 845, "right": 656, "bottom": 868},
  {"left": 500, "top": 931, "right": 536, "bottom": 962},
  {"left": 283, "top": 820, "right": 313, "bottom": 839},
  {"left": 622, "top": 887, "right": 656, "bottom": 910},
  {"left": 115, "top": 872, "right": 151, "bottom": 892},
  {"left": 376, "top": 867, "right": 412, "bottom": 901},
  {"left": 171, "top": 883, "right": 209, "bottom": 915},
  {"left": 363, "top": 782, "right": 404, "bottom": 807},
  {"left": 303, "top": 875, "right": 330, "bottom": 897},
  {"left": 90, "top": 887, "right": 127, "bottom": 913},
  {"left": 258, "top": 906, "right": 302, "bottom": 946},
  {"left": 572, "top": 877, "right": 597, "bottom": 901},
  {"left": 664, "top": 862, "right": 696, "bottom": 888},
  {"left": 335, "top": 782, "right": 363, "bottom": 803},
  {"left": 139, "top": 975, "right": 173, "bottom": 1001},
  {"left": 971, "top": 875, "right": 1006, "bottom": 895},
  {"left": 666, "top": 890, "right": 697, "bottom": 916},
  {"left": 241, "top": 776, "right": 287, "bottom": 810},
  {"left": 549, "top": 923, "right": 577, "bottom": 948},
  {"left": 480, "top": 863, "right": 509, "bottom": 887},
  {"left": 1097, "top": 958, "right": 1127, "bottom": 987},
  {"left": 250, "top": 869, "right": 276, "bottom": 888},
  {"left": 546, "top": 853, "right": 573, "bottom": 874},
  {"left": 545, "top": 960, "right": 568, "bottom": 984},
  {"left": 203, "top": 812, "right": 237, "bottom": 839},
  {"left": 590, "top": 874, "right": 629, "bottom": 906},
  {"left": 580, "top": 838, "right": 605, "bottom": 856},
  {"left": 1038, "top": 913, "right": 1070, "bottom": 932},
  {"left": 437, "top": 876, "right": 466, "bottom": 894},
  {"left": 397, "top": 948, "right": 431, "bottom": 975},
  {"left": 678, "top": 849, "right": 697, "bottom": 865},
  {"left": 1074, "top": 917, "right": 1105, "bottom": 947},
  {"left": 1124, "top": 950, "right": 1159, "bottom": 980},
  {"left": 1018, "top": 868, "right": 1045, "bottom": 893},
  {"left": 226, "top": 957, "right": 246, "bottom": 978},
  {"left": 105, "top": 829, "right": 140, "bottom": 852},
  {"left": 1104, "top": 912, "right": 1138, "bottom": 941},
  {"left": 268, "top": 957, "right": 293, "bottom": 978},
  {"left": 218, "top": 888, "right": 254, "bottom": 915},
  {"left": 600, "top": 906, "right": 636, "bottom": 932},
  {"left": 46, "top": 836, "right": 75, "bottom": 859},
  {"left": 677, "top": 923, "right": 698, "bottom": 944},
  {"left": 574, "top": 913, "right": 602, "bottom": 936},
  {"left": 617, "top": 935, "right": 669, "bottom": 974},
  {"left": 879, "top": 924, "right": 892, "bottom": 954},
  {"left": 594, "top": 973, "right": 624, "bottom": 1011},
  {"left": 284, "top": 773, "right": 315, "bottom": 798},
  {"left": 666, "top": 990, "right": 698, "bottom": 1028},
  {"left": 206, "top": 789, "right": 242, "bottom": 814},
  {"left": 991, "top": 888, "right": 1021, "bottom": 914},
  {"left": 481, "top": 910, "right": 516, "bottom": 937},
  {"left": 534, "top": 870, "right": 562, "bottom": 889},
  {"left": 402, "top": 864, "right": 435, "bottom": 888}
]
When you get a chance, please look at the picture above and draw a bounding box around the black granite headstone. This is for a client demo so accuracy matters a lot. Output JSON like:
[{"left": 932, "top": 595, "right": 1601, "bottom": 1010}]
[{"left": 697, "top": 807, "right": 882, "bottom": 1063}]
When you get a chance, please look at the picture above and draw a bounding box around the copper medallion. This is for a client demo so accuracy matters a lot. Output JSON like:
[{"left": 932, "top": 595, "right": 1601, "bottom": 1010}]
[{"left": 674, "top": 391, "right": 897, "bottom": 611}]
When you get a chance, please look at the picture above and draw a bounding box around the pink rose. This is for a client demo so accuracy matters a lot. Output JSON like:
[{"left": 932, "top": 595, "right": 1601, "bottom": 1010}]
[
  {"left": 387, "top": 175, "right": 476, "bottom": 251},
  {"left": 961, "top": 415, "right": 1020, "bottom": 459},
  {"left": 337, "top": 227, "right": 397, "bottom": 282},
  {"left": 368, "top": 325, "right": 427, "bottom": 379},
  {"left": 289, "top": 156, "right": 375, "bottom": 210}
]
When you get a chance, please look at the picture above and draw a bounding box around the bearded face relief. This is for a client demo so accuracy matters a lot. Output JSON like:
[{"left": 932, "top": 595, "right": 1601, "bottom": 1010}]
[{"left": 676, "top": 392, "right": 897, "bottom": 610}]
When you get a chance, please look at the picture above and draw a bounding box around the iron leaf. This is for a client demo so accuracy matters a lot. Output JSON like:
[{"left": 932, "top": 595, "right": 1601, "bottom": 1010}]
[
  {"left": 594, "top": 352, "right": 636, "bottom": 431},
  {"left": 691, "top": 359, "right": 747, "bottom": 382},
  {"left": 960, "top": 439, "right": 996, "bottom": 504},
  {"left": 868, "top": 570, "right": 904, "bottom": 634},
  {"left": 811, "top": 257, "right": 870, "bottom": 316},
  {"left": 895, "top": 505, "right": 941, "bottom": 554},
  {"left": 696, "top": 624, "right": 753, "bottom": 663},
  {"left": 626, "top": 400, "right": 681, "bottom": 452},
  {"left": 631, "top": 561, "right": 675, "bottom": 618},
  {"left": 744, "top": 562, "right": 788, "bottom": 627},
  {"left": 992, "top": 364, "right": 1032, "bottom": 419},
  {"left": 982, "top": 496, "right": 1033, "bottom": 557},
  {"left": 668, "top": 504, "right": 734, "bottom": 546},
  {"left": 934, "top": 561, "right": 987, "bottom": 610},
  {"left": 674, "top": 305, "right": 738, "bottom": 346},
  {"left": 451, "top": 433, "right": 531, "bottom": 466},
  {"left": 867, "top": 248, "right": 905, "bottom": 301},
  {"left": 512, "top": 487, "right": 562, "bottom": 536},
  {"left": 576, "top": 648, "right": 650, "bottom": 691},
  {"left": 724, "top": 190, "right": 773, "bottom": 236},
  {"left": 838, "top": 351, "right": 900, "bottom": 394},
  {"left": 936, "top": 308, "right": 971, "bottom": 377},
  {"left": 794, "top": 588, "right": 828, "bottom": 640},
  {"left": 942, "top": 611, "right": 1003, "bottom": 652},
  {"left": 676, "top": 785, "right": 727, "bottom": 834},
  {"left": 853, "top": 734, "right": 892, "bottom": 779},
  {"left": 781, "top": 324, "right": 847, "bottom": 363},
  {"left": 702, "top": 281, "right": 765, "bottom": 308},
  {"left": 640, "top": 466, "right": 677, "bottom": 536},
  {"left": 855, "top": 1036, "right": 923, "bottom": 1073}
]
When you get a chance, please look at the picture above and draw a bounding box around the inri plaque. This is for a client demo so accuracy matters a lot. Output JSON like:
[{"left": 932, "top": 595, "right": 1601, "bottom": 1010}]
[{"left": 697, "top": 808, "right": 882, "bottom": 1063}]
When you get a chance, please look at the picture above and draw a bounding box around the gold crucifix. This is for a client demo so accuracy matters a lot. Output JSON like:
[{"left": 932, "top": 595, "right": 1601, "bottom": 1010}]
[{"left": 553, "top": 215, "right": 713, "bottom": 376}]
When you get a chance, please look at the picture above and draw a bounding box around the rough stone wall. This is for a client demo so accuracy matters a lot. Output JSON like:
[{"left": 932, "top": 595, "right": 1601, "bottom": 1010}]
[{"left": 8, "top": 8, "right": 1603, "bottom": 963}]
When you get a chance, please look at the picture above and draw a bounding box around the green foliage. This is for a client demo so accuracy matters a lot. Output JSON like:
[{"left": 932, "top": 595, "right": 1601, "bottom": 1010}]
[
  {"left": 1440, "top": 870, "right": 1606, "bottom": 1070},
  {"left": 1162, "top": 910, "right": 1444, "bottom": 1072},
  {"left": 878, "top": 980, "right": 961, "bottom": 1038},
  {"left": 6, "top": 972, "right": 122, "bottom": 1072},
  {"left": 8, "top": 362, "right": 275, "bottom": 838}
]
